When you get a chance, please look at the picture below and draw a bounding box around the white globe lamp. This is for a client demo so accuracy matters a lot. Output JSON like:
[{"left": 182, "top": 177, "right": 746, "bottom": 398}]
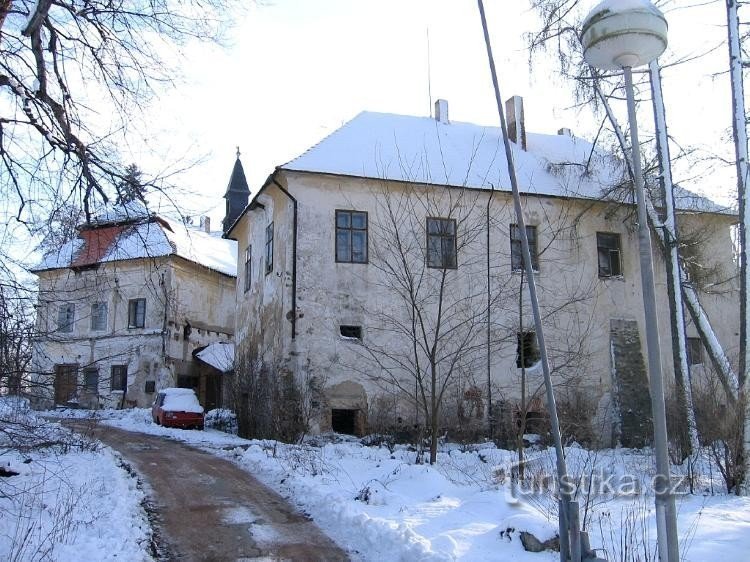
[{"left": 581, "top": 0, "right": 667, "bottom": 70}]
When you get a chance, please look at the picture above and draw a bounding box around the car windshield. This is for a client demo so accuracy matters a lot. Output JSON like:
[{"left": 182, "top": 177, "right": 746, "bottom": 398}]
[{"left": 161, "top": 389, "right": 204, "bottom": 413}]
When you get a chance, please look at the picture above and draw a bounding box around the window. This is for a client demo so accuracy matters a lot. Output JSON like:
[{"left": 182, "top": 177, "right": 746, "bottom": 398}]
[
  {"left": 336, "top": 210, "right": 368, "bottom": 263},
  {"left": 426, "top": 217, "right": 457, "bottom": 269},
  {"left": 111, "top": 365, "right": 128, "bottom": 391},
  {"left": 244, "top": 246, "right": 252, "bottom": 292},
  {"left": 144, "top": 381, "right": 156, "bottom": 393},
  {"left": 57, "top": 303, "right": 75, "bottom": 333},
  {"left": 597, "top": 232, "right": 622, "bottom": 277},
  {"left": 339, "top": 325, "right": 362, "bottom": 340},
  {"left": 510, "top": 224, "right": 539, "bottom": 272},
  {"left": 127, "top": 298, "right": 146, "bottom": 328},
  {"left": 83, "top": 368, "right": 99, "bottom": 394},
  {"left": 265, "top": 222, "right": 274, "bottom": 274},
  {"left": 90, "top": 302, "right": 107, "bottom": 331},
  {"left": 686, "top": 337, "right": 703, "bottom": 366},
  {"left": 516, "top": 331, "right": 540, "bottom": 368}
]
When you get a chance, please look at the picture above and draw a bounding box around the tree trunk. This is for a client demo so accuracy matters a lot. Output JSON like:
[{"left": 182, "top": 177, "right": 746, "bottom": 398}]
[
  {"left": 725, "top": 0, "right": 750, "bottom": 495},
  {"left": 648, "top": 61, "right": 700, "bottom": 456}
]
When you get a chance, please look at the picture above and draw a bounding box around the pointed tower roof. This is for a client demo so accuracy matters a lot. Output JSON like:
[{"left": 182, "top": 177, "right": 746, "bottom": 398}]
[{"left": 224, "top": 147, "right": 250, "bottom": 199}]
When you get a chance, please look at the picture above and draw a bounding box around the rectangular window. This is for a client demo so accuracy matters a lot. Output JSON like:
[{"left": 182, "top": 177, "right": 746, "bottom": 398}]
[
  {"left": 145, "top": 381, "right": 156, "bottom": 393},
  {"left": 336, "top": 210, "right": 368, "bottom": 263},
  {"left": 127, "top": 298, "right": 146, "bottom": 328},
  {"left": 57, "top": 303, "right": 75, "bottom": 333},
  {"left": 427, "top": 217, "right": 457, "bottom": 269},
  {"left": 90, "top": 302, "right": 107, "bottom": 331},
  {"left": 111, "top": 365, "right": 128, "bottom": 391},
  {"left": 244, "top": 246, "right": 252, "bottom": 292},
  {"left": 339, "top": 325, "right": 363, "bottom": 340},
  {"left": 516, "top": 331, "right": 540, "bottom": 368},
  {"left": 83, "top": 368, "right": 99, "bottom": 394},
  {"left": 510, "top": 224, "right": 539, "bottom": 272},
  {"left": 265, "top": 222, "right": 274, "bottom": 274},
  {"left": 686, "top": 337, "right": 703, "bottom": 366},
  {"left": 597, "top": 232, "right": 622, "bottom": 277}
]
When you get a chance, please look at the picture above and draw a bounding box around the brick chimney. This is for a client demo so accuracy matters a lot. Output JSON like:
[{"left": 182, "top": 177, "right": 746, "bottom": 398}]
[
  {"left": 200, "top": 215, "right": 211, "bottom": 233},
  {"left": 434, "top": 99, "right": 449, "bottom": 124},
  {"left": 505, "top": 95, "right": 526, "bottom": 150}
]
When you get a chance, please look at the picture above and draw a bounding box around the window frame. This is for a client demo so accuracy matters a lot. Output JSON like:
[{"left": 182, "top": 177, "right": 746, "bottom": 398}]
[
  {"left": 57, "top": 303, "right": 75, "bottom": 333},
  {"left": 265, "top": 222, "right": 274, "bottom": 274},
  {"left": 111, "top": 365, "right": 128, "bottom": 392},
  {"left": 83, "top": 367, "right": 99, "bottom": 394},
  {"left": 127, "top": 298, "right": 146, "bottom": 329},
  {"left": 510, "top": 224, "right": 539, "bottom": 272},
  {"left": 244, "top": 245, "right": 252, "bottom": 292},
  {"left": 686, "top": 337, "right": 703, "bottom": 367},
  {"left": 90, "top": 302, "right": 108, "bottom": 331},
  {"left": 335, "top": 209, "right": 369, "bottom": 264},
  {"left": 516, "top": 331, "right": 540, "bottom": 368},
  {"left": 426, "top": 217, "right": 458, "bottom": 270},
  {"left": 596, "top": 232, "right": 623, "bottom": 278},
  {"left": 339, "top": 325, "right": 363, "bottom": 340}
]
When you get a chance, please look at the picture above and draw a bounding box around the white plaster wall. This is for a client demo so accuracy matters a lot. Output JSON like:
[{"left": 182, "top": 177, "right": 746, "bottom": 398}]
[{"left": 233, "top": 169, "right": 740, "bottom": 438}]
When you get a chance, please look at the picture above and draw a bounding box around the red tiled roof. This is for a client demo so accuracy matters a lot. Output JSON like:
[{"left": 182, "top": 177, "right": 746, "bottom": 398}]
[{"left": 71, "top": 225, "right": 128, "bottom": 268}]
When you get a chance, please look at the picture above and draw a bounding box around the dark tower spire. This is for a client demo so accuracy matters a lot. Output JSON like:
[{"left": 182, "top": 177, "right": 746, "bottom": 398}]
[{"left": 222, "top": 149, "right": 250, "bottom": 235}]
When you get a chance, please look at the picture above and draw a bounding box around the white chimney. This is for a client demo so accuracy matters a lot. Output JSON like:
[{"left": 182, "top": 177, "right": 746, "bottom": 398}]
[
  {"left": 557, "top": 127, "right": 572, "bottom": 137},
  {"left": 434, "top": 99, "right": 449, "bottom": 124},
  {"left": 505, "top": 95, "right": 526, "bottom": 150},
  {"left": 200, "top": 215, "right": 211, "bottom": 233}
]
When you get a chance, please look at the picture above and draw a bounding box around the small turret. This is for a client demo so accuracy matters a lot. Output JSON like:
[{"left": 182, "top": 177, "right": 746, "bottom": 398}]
[{"left": 222, "top": 147, "right": 250, "bottom": 235}]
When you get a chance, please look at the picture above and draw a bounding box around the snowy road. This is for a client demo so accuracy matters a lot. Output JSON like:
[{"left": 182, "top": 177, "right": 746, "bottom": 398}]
[{"left": 74, "top": 423, "right": 349, "bottom": 562}]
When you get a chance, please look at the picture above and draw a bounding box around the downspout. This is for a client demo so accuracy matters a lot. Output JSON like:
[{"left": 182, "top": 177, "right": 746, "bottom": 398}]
[{"left": 272, "top": 177, "right": 298, "bottom": 340}]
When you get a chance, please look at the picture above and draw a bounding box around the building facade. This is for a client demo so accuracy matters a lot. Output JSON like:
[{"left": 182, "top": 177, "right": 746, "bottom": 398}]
[
  {"left": 228, "top": 99, "right": 739, "bottom": 444},
  {"left": 31, "top": 207, "right": 237, "bottom": 409}
]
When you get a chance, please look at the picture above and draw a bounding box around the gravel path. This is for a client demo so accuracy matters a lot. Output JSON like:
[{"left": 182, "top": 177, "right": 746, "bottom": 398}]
[{"left": 75, "top": 424, "right": 349, "bottom": 562}]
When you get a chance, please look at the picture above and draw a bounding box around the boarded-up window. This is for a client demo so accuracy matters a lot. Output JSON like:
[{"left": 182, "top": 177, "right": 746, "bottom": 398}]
[
  {"left": 57, "top": 303, "right": 75, "bottom": 333},
  {"left": 90, "top": 302, "right": 107, "bottom": 331},
  {"left": 127, "top": 298, "right": 146, "bottom": 328}
]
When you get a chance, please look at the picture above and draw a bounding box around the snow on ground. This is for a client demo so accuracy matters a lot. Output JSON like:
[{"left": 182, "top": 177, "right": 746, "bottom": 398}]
[
  {"left": 0, "top": 401, "right": 152, "bottom": 562},
  {"left": 47, "top": 408, "right": 750, "bottom": 562}
]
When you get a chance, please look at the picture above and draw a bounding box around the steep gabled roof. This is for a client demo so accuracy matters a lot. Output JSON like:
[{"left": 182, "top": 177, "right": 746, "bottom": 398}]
[
  {"left": 33, "top": 213, "right": 237, "bottom": 277},
  {"left": 224, "top": 156, "right": 250, "bottom": 198},
  {"left": 280, "top": 111, "right": 731, "bottom": 215}
]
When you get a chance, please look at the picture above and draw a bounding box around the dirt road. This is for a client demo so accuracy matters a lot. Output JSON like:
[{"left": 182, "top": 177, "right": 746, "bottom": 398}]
[{"left": 79, "top": 424, "right": 349, "bottom": 562}]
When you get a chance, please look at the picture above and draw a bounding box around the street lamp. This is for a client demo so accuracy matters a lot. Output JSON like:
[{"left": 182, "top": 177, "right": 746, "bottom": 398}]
[{"left": 582, "top": 2, "right": 678, "bottom": 562}]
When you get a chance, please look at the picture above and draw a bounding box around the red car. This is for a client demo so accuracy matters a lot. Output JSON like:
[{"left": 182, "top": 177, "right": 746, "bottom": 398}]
[{"left": 152, "top": 388, "right": 205, "bottom": 429}]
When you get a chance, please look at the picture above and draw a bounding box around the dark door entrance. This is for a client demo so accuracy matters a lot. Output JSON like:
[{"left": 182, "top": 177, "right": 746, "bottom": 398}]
[
  {"left": 331, "top": 409, "right": 357, "bottom": 435},
  {"left": 54, "top": 364, "right": 78, "bottom": 404},
  {"left": 205, "top": 374, "right": 222, "bottom": 411}
]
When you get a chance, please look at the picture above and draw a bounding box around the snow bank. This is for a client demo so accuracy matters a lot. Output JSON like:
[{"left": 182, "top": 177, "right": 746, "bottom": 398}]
[{"left": 0, "top": 416, "right": 152, "bottom": 561}]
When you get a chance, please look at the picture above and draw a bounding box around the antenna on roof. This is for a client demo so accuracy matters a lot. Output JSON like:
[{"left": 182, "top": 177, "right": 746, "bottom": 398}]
[{"left": 427, "top": 27, "right": 433, "bottom": 117}]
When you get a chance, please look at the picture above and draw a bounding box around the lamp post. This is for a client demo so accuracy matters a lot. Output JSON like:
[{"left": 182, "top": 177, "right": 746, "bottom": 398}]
[{"left": 582, "top": 2, "right": 679, "bottom": 562}]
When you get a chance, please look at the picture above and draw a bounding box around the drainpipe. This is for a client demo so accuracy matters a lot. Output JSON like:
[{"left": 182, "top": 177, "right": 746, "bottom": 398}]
[{"left": 271, "top": 177, "right": 298, "bottom": 340}]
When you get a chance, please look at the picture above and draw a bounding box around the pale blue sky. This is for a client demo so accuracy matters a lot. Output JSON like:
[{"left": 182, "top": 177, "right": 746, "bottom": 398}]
[{"left": 131, "top": 0, "right": 738, "bottom": 225}]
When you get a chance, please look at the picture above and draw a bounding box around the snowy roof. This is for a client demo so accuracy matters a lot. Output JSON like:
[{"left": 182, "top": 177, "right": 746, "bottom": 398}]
[
  {"left": 33, "top": 214, "right": 237, "bottom": 276},
  {"left": 281, "top": 111, "right": 730, "bottom": 215},
  {"left": 194, "top": 341, "right": 235, "bottom": 373}
]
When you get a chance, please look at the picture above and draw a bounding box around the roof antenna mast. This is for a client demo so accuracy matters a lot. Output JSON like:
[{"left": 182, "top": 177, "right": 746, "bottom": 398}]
[{"left": 427, "top": 27, "right": 433, "bottom": 117}]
